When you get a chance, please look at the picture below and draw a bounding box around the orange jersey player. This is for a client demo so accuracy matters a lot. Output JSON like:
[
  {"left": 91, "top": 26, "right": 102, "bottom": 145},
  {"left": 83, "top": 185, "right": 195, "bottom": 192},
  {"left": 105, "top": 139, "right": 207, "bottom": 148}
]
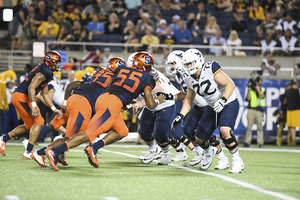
[
  {"left": 0, "top": 51, "right": 63, "bottom": 159},
  {"left": 45, "top": 52, "right": 165, "bottom": 171},
  {"left": 31, "top": 57, "right": 125, "bottom": 168}
]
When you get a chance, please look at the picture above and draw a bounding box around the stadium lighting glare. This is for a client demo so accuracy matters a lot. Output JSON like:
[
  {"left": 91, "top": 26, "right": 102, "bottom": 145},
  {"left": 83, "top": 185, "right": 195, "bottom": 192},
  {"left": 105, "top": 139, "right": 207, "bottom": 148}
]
[{"left": 3, "top": 9, "right": 13, "bottom": 22}]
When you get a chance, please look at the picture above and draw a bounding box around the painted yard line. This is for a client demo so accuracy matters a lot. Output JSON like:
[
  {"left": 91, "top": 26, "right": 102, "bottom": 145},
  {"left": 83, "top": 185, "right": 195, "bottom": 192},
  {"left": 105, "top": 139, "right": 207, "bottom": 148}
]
[
  {"left": 7, "top": 142, "right": 300, "bottom": 153},
  {"left": 92, "top": 149, "right": 298, "bottom": 200}
]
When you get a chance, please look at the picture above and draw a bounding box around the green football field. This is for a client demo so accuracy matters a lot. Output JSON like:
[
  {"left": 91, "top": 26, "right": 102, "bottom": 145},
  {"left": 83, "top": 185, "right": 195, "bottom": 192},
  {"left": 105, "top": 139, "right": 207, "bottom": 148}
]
[{"left": 1, "top": 141, "right": 300, "bottom": 200}]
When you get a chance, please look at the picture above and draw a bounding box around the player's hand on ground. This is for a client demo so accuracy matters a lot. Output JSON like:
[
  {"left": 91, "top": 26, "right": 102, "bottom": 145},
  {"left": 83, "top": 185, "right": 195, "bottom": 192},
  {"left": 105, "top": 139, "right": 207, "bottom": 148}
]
[
  {"left": 31, "top": 107, "right": 39, "bottom": 118},
  {"left": 155, "top": 92, "right": 174, "bottom": 100},
  {"left": 53, "top": 109, "right": 63, "bottom": 119},
  {"left": 171, "top": 113, "right": 184, "bottom": 131}
]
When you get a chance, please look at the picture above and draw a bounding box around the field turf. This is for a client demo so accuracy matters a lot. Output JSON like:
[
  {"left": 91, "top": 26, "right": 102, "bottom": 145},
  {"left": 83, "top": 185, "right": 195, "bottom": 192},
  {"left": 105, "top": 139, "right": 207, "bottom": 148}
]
[{"left": 1, "top": 141, "right": 300, "bottom": 200}]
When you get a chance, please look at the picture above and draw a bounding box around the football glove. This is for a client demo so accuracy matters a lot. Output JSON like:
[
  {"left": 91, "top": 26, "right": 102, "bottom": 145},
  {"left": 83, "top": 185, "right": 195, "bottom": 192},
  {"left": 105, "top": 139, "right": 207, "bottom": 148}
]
[
  {"left": 156, "top": 92, "right": 174, "bottom": 100},
  {"left": 171, "top": 113, "right": 184, "bottom": 131},
  {"left": 213, "top": 97, "right": 227, "bottom": 113}
]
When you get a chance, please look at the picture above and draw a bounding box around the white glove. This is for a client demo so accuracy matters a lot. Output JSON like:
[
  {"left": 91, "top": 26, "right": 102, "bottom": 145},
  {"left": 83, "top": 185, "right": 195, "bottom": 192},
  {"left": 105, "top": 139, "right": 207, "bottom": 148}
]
[{"left": 213, "top": 97, "right": 227, "bottom": 113}]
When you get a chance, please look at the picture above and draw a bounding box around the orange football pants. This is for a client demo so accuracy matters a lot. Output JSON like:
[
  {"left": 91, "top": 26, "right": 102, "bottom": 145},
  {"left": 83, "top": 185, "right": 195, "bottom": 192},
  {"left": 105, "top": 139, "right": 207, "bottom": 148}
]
[
  {"left": 11, "top": 92, "right": 44, "bottom": 129},
  {"left": 86, "top": 93, "right": 129, "bottom": 142}
]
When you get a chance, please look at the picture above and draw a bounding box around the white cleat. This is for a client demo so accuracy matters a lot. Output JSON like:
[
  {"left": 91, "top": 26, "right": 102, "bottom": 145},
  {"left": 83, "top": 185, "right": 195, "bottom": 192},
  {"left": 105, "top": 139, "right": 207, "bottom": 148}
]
[
  {"left": 22, "top": 139, "right": 29, "bottom": 150},
  {"left": 23, "top": 151, "right": 32, "bottom": 160},
  {"left": 158, "top": 151, "right": 171, "bottom": 165},
  {"left": 0, "top": 137, "right": 6, "bottom": 156},
  {"left": 189, "top": 150, "right": 204, "bottom": 166},
  {"left": 31, "top": 150, "right": 50, "bottom": 167},
  {"left": 200, "top": 148, "right": 216, "bottom": 170},
  {"left": 215, "top": 156, "right": 230, "bottom": 170},
  {"left": 172, "top": 150, "right": 188, "bottom": 162},
  {"left": 142, "top": 146, "right": 162, "bottom": 164},
  {"left": 229, "top": 157, "right": 245, "bottom": 173}
]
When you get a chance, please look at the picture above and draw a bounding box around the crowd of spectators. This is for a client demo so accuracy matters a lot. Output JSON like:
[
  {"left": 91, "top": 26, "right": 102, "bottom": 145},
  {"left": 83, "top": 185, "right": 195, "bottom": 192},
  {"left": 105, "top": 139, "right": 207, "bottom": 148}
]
[{"left": 8, "top": 0, "right": 300, "bottom": 56}]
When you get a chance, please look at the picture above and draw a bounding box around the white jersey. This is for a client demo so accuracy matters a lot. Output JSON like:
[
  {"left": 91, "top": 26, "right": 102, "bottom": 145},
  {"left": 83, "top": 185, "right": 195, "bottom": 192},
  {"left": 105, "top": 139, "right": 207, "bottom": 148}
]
[
  {"left": 48, "top": 80, "right": 65, "bottom": 107},
  {"left": 182, "top": 61, "right": 236, "bottom": 108},
  {"left": 139, "top": 68, "right": 180, "bottom": 112},
  {"left": 175, "top": 70, "right": 208, "bottom": 107}
]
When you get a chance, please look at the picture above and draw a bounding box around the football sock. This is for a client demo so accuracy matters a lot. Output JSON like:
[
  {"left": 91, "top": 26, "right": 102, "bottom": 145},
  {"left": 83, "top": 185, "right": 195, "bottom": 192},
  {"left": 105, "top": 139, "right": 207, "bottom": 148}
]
[
  {"left": 26, "top": 142, "right": 34, "bottom": 153},
  {"left": 2, "top": 133, "right": 11, "bottom": 143},
  {"left": 230, "top": 149, "right": 240, "bottom": 159},
  {"left": 176, "top": 145, "right": 183, "bottom": 152},
  {"left": 204, "top": 146, "right": 212, "bottom": 155},
  {"left": 37, "top": 147, "right": 47, "bottom": 156},
  {"left": 194, "top": 145, "right": 201, "bottom": 152},
  {"left": 92, "top": 139, "right": 106, "bottom": 154},
  {"left": 217, "top": 149, "right": 225, "bottom": 158},
  {"left": 149, "top": 142, "right": 156, "bottom": 151},
  {"left": 53, "top": 142, "right": 69, "bottom": 155},
  {"left": 36, "top": 124, "right": 51, "bottom": 141}
]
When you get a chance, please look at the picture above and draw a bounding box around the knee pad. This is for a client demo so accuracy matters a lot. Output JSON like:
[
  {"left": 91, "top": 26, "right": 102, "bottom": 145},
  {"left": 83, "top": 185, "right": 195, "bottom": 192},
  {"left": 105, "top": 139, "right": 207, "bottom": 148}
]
[
  {"left": 197, "top": 138, "right": 209, "bottom": 149},
  {"left": 169, "top": 137, "right": 180, "bottom": 148},
  {"left": 179, "top": 135, "right": 191, "bottom": 147},
  {"left": 209, "top": 135, "right": 220, "bottom": 147},
  {"left": 220, "top": 130, "right": 238, "bottom": 151},
  {"left": 158, "top": 141, "right": 169, "bottom": 149}
]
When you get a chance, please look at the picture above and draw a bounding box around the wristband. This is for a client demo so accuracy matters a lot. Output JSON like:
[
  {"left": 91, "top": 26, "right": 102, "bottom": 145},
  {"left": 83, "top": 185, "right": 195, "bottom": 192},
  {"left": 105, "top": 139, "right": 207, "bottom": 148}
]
[
  {"left": 51, "top": 106, "right": 56, "bottom": 111},
  {"left": 221, "top": 96, "right": 228, "bottom": 103},
  {"left": 173, "top": 94, "right": 177, "bottom": 101},
  {"left": 63, "top": 100, "right": 67, "bottom": 106},
  {"left": 155, "top": 99, "right": 160, "bottom": 105},
  {"left": 31, "top": 102, "right": 37, "bottom": 107}
]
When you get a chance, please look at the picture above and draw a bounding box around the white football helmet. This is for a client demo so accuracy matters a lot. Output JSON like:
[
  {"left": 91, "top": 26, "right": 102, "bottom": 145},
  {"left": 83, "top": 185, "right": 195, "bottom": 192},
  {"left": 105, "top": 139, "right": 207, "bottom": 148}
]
[
  {"left": 182, "top": 49, "right": 204, "bottom": 75},
  {"left": 127, "top": 52, "right": 138, "bottom": 66},
  {"left": 165, "top": 50, "right": 184, "bottom": 75}
]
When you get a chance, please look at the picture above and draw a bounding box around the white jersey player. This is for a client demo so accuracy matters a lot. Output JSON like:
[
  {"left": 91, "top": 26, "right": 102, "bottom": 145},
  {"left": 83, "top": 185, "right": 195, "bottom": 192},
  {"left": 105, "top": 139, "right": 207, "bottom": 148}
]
[
  {"left": 171, "top": 49, "right": 244, "bottom": 173},
  {"left": 161, "top": 50, "right": 230, "bottom": 169}
]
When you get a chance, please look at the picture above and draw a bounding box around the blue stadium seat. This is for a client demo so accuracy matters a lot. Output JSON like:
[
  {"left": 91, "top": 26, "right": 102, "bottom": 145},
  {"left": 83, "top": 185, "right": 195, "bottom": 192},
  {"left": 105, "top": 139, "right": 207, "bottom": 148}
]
[
  {"left": 192, "top": 37, "right": 203, "bottom": 45},
  {"left": 106, "top": 34, "right": 121, "bottom": 43},
  {"left": 92, "top": 34, "right": 106, "bottom": 42},
  {"left": 109, "top": 46, "right": 124, "bottom": 52}
]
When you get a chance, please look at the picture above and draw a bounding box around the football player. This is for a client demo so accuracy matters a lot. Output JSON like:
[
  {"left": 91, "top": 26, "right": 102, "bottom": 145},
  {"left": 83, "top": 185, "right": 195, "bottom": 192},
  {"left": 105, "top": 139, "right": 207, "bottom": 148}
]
[
  {"left": 45, "top": 52, "right": 165, "bottom": 171},
  {"left": 0, "top": 51, "right": 63, "bottom": 159},
  {"left": 171, "top": 49, "right": 244, "bottom": 173},
  {"left": 160, "top": 50, "right": 230, "bottom": 169}
]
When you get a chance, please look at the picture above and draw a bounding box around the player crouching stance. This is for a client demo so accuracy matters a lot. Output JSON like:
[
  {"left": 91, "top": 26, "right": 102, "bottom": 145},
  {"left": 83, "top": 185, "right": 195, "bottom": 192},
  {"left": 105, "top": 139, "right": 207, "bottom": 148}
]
[{"left": 171, "top": 49, "right": 244, "bottom": 173}]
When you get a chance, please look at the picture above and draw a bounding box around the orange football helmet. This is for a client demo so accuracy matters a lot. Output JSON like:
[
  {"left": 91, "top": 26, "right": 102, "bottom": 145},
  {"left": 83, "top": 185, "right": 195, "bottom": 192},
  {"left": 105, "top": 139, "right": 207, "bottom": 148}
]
[
  {"left": 43, "top": 51, "right": 62, "bottom": 71},
  {"left": 132, "top": 52, "right": 154, "bottom": 73},
  {"left": 106, "top": 57, "right": 126, "bottom": 71}
]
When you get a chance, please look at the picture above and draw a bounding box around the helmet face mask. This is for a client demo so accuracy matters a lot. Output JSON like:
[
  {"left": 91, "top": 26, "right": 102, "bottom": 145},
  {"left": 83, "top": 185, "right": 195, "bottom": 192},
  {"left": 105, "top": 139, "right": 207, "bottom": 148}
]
[
  {"left": 43, "top": 51, "right": 62, "bottom": 71},
  {"left": 165, "top": 50, "right": 184, "bottom": 75},
  {"left": 182, "top": 49, "right": 204, "bottom": 75}
]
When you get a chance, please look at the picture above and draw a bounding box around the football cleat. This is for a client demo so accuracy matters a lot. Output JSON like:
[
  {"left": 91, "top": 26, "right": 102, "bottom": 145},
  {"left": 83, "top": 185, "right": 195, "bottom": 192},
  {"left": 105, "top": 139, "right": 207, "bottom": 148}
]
[
  {"left": 58, "top": 154, "right": 68, "bottom": 166},
  {"left": 229, "top": 157, "right": 245, "bottom": 174},
  {"left": 142, "top": 146, "right": 162, "bottom": 164},
  {"left": 0, "top": 137, "right": 6, "bottom": 156},
  {"left": 45, "top": 148, "right": 59, "bottom": 171},
  {"left": 189, "top": 149, "right": 204, "bottom": 166},
  {"left": 158, "top": 151, "right": 171, "bottom": 165},
  {"left": 200, "top": 147, "right": 216, "bottom": 170},
  {"left": 172, "top": 150, "right": 188, "bottom": 162},
  {"left": 31, "top": 150, "right": 50, "bottom": 167},
  {"left": 23, "top": 151, "right": 32, "bottom": 160},
  {"left": 84, "top": 145, "right": 99, "bottom": 168},
  {"left": 215, "top": 156, "right": 230, "bottom": 170}
]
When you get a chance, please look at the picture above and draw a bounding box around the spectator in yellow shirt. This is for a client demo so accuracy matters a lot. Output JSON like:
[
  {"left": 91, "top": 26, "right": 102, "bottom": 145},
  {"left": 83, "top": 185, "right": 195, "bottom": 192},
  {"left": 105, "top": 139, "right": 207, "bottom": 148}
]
[
  {"left": 140, "top": 26, "right": 160, "bottom": 53},
  {"left": 249, "top": 0, "right": 265, "bottom": 21},
  {"left": 37, "top": 15, "right": 60, "bottom": 39}
]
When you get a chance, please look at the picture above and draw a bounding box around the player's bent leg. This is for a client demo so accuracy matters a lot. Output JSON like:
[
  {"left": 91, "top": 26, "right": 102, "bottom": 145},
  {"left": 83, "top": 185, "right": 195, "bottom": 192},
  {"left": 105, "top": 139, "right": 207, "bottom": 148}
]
[
  {"left": 141, "top": 140, "right": 162, "bottom": 164},
  {"left": 209, "top": 135, "right": 230, "bottom": 170},
  {"left": 220, "top": 128, "right": 244, "bottom": 173},
  {"left": 195, "top": 137, "right": 216, "bottom": 170}
]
